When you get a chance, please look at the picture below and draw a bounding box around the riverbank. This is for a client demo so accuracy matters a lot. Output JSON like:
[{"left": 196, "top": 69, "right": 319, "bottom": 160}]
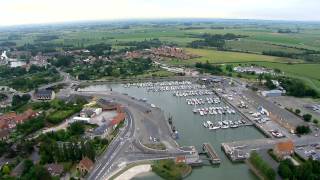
[{"left": 114, "top": 164, "right": 152, "bottom": 180}]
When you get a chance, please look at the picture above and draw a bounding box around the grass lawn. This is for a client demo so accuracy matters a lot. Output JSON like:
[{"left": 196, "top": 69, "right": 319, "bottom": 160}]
[
  {"left": 136, "top": 70, "right": 175, "bottom": 78},
  {"left": 167, "top": 48, "right": 301, "bottom": 65}
]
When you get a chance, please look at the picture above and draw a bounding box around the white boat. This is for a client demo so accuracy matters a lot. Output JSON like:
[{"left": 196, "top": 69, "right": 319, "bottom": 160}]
[
  {"left": 203, "top": 122, "right": 208, "bottom": 128},
  {"left": 230, "top": 124, "right": 238, "bottom": 128},
  {"left": 209, "top": 126, "right": 220, "bottom": 130},
  {"left": 200, "top": 111, "right": 204, "bottom": 116},
  {"left": 193, "top": 108, "right": 198, "bottom": 113},
  {"left": 221, "top": 125, "right": 229, "bottom": 129}
]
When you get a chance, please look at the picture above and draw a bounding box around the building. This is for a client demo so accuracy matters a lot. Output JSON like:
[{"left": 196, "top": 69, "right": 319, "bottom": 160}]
[
  {"left": 0, "top": 129, "right": 9, "bottom": 141},
  {"left": 273, "top": 140, "right": 295, "bottom": 159},
  {"left": 45, "top": 163, "right": 64, "bottom": 177},
  {"left": 111, "top": 112, "right": 125, "bottom": 128},
  {"left": 97, "top": 98, "right": 118, "bottom": 111},
  {"left": 35, "top": 89, "right": 55, "bottom": 100},
  {"left": 261, "top": 89, "right": 284, "bottom": 97},
  {"left": 77, "top": 157, "right": 94, "bottom": 175},
  {"left": 0, "top": 109, "right": 36, "bottom": 129}
]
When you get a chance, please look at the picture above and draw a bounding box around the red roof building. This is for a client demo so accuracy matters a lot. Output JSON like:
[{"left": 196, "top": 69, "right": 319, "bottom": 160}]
[
  {"left": 273, "top": 140, "right": 295, "bottom": 159},
  {"left": 77, "top": 157, "right": 94, "bottom": 175},
  {"left": 111, "top": 113, "right": 125, "bottom": 126},
  {"left": 0, "top": 109, "right": 36, "bottom": 129}
]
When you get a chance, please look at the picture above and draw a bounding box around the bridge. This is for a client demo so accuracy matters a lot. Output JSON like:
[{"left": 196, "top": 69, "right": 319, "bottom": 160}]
[{"left": 201, "top": 143, "right": 221, "bottom": 165}]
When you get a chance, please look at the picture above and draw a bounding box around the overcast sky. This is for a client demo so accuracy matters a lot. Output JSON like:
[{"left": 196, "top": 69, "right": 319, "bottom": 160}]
[{"left": 1, "top": 0, "right": 320, "bottom": 26}]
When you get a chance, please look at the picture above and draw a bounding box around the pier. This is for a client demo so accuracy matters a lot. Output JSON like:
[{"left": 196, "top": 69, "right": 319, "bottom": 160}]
[{"left": 201, "top": 143, "right": 221, "bottom": 165}]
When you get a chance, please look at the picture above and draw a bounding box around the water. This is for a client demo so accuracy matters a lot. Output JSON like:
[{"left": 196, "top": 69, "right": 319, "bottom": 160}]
[{"left": 82, "top": 84, "right": 264, "bottom": 180}]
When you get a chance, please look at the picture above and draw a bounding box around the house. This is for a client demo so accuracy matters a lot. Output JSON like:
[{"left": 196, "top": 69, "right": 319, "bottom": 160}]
[
  {"left": 0, "top": 109, "right": 36, "bottom": 129},
  {"left": 0, "top": 129, "right": 9, "bottom": 141},
  {"left": 273, "top": 140, "right": 295, "bottom": 159},
  {"left": 77, "top": 157, "right": 94, "bottom": 175},
  {"left": 45, "top": 163, "right": 64, "bottom": 177},
  {"left": 35, "top": 89, "right": 55, "bottom": 100}
]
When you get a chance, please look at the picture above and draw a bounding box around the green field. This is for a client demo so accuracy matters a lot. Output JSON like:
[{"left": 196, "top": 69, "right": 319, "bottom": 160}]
[
  {"left": 167, "top": 48, "right": 302, "bottom": 65},
  {"left": 250, "top": 62, "right": 320, "bottom": 91},
  {"left": 225, "top": 39, "right": 305, "bottom": 54}
]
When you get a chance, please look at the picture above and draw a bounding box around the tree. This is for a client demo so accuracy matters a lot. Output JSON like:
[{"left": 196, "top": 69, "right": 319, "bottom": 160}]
[
  {"left": 313, "top": 119, "right": 319, "bottom": 124},
  {"left": 295, "top": 109, "right": 301, "bottom": 115},
  {"left": 22, "top": 159, "right": 34, "bottom": 175},
  {"left": 303, "top": 114, "right": 312, "bottom": 122},
  {"left": 278, "top": 160, "right": 292, "bottom": 179},
  {"left": 296, "top": 125, "right": 311, "bottom": 135},
  {"left": 2, "top": 165, "right": 11, "bottom": 175},
  {"left": 68, "top": 122, "right": 85, "bottom": 136},
  {"left": 226, "top": 64, "right": 233, "bottom": 72}
]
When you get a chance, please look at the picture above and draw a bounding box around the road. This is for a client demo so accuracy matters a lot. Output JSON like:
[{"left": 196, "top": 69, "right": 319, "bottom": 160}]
[{"left": 88, "top": 108, "right": 135, "bottom": 180}]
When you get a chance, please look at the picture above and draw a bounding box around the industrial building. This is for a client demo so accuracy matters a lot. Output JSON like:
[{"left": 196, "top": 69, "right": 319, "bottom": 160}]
[{"left": 261, "top": 89, "right": 284, "bottom": 97}]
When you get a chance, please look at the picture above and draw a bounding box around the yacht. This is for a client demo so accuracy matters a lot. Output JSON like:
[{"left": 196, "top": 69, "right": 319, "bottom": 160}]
[
  {"left": 221, "top": 125, "right": 229, "bottom": 129},
  {"left": 209, "top": 126, "right": 220, "bottom": 130}
]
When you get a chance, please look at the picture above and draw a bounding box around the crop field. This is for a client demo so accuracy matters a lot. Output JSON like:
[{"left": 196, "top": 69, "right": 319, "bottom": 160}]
[
  {"left": 167, "top": 48, "right": 302, "bottom": 65},
  {"left": 184, "top": 28, "right": 320, "bottom": 51}
]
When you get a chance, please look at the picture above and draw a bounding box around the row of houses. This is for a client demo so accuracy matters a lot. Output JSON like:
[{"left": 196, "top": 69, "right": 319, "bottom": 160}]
[{"left": 0, "top": 109, "right": 37, "bottom": 130}]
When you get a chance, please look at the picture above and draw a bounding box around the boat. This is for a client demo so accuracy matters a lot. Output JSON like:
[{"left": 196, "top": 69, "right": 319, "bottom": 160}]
[
  {"left": 193, "top": 108, "right": 198, "bottom": 113},
  {"left": 221, "top": 125, "right": 229, "bottom": 129},
  {"left": 209, "top": 126, "right": 220, "bottom": 130},
  {"left": 203, "top": 122, "right": 208, "bottom": 128},
  {"left": 230, "top": 124, "right": 239, "bottom": 128}
]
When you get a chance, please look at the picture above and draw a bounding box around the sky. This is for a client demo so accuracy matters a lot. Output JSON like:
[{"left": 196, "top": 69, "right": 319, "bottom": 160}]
[{"left": 1, "top": 0, "right": 320, "bottom": 26}]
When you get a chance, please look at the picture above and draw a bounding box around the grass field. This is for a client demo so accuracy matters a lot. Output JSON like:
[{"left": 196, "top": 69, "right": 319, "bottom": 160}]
[
  {"left": 167, "top": 48, "right": 302, "bottom": 65},
  {"left": 232, "top": 62, "right": 320, "bottom": 91}
]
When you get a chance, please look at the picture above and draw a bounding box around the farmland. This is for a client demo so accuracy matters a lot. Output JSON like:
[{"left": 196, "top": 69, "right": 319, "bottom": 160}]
[
  {"left": 1, "top": 19, "right": 320, "bottom": 91},
  {"left": 167, "top": 48, "right": 301, "bottom": 65}
]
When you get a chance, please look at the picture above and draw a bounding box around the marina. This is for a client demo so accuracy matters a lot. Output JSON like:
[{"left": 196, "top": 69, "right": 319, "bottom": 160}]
[{"left": 82, "top": 80, "right": 264, "bottom": 180}]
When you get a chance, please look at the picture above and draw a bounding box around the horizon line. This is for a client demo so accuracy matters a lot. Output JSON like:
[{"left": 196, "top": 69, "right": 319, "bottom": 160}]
[{"left": 1, "top": 17, "right": 320, "bottom": 28}]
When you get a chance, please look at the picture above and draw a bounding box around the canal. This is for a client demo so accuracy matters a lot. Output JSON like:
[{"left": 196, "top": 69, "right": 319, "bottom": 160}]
[{"left": 82, "top": 84, "right": 264, "bottom": 180}]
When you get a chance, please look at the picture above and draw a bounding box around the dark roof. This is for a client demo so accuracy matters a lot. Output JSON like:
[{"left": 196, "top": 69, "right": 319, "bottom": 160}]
[
  {"left": 82, "top": 109, "right": 95, "bottom": 117},
  {"left": 0, "top": 129, "right": 9, "bottom": 138},
  {"left": 93, "top": 124, "right": 108, "bottom": 135},
  {"left": 35, "top": 89, "right": 53, "bottom": 97}
]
